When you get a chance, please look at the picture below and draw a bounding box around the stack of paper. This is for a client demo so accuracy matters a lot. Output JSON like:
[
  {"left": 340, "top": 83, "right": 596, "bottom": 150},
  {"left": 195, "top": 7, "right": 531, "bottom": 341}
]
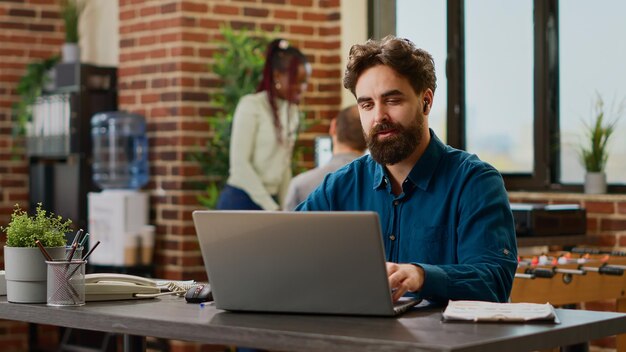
[{"left": 442, "top": 300, "right": 559, "bottom": 323}]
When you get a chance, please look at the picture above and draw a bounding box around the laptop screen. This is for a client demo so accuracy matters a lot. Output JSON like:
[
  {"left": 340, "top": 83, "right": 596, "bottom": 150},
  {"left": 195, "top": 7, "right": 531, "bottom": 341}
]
[{"left": 192, "top": 210, "right": 405, "bottom": 316}]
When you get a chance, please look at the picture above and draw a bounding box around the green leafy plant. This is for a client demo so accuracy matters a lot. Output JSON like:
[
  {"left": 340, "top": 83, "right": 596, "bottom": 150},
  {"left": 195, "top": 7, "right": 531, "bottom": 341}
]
[
  {"left": 60, "top": 0, "right": 85, "bottom": 43},
  {"left": 190, "top": 26, "right": 316, "bottom": 208},
  {"left": 1, "top": 203, "right": 72, "bottom": 248},
  {"left": 189, "top": 26, "right": 271, "bottom": 208},
  {"left": 577, "top": 94, "right": 624, "bottom": 172},
  {"left": 12, "top": 56, "right": 60, "bottom": 136}
]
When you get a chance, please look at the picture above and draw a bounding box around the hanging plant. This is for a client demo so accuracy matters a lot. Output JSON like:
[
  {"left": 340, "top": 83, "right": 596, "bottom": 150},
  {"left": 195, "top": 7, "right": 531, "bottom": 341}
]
[{"left": 12, "top": 56, "right": 60, "bottom": 136}]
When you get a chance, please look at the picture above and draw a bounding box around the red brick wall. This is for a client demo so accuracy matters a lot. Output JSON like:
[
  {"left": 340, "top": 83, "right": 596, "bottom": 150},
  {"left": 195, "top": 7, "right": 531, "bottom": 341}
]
[
  {"left": 0, "top": 1, "right": 65, "bottom": 350},
  {"left": 509, "top": 191, "right": 626, "bottom": 350},
  {"left": 509, "top": 192, "right": 626, "bottom": 248},
  {"left": 117, "top": 0, "right": 342, "bottom": 284},
  {"left": 0, "top": 0, "right": 65, "bottom": 249},
  {"left": 2, "top": 0, "right": 342, "bottom": 350},
  {"left": 116, "top": 1, "right": 342, "bottom": 350}
]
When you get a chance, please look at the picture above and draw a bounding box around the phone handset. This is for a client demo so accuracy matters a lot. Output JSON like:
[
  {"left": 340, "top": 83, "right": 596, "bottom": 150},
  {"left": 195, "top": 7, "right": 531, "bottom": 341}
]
[
  {"left": 84, "top": 273, "right": 156, "bottom": 287},
  {"left": 84, "top": 273, "right": 162, "bottom": 301}
]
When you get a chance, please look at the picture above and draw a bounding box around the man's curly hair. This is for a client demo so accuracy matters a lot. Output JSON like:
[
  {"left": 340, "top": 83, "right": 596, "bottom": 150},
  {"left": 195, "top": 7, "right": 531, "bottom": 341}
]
[{"left": 343, "top": 35, "right": 436, "bottom": 97}]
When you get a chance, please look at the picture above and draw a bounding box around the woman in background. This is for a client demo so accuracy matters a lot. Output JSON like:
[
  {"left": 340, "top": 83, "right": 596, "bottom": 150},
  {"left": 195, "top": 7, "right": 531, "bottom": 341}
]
[{"left": 217, "top": 38, "right": 310, "bottom": 210}]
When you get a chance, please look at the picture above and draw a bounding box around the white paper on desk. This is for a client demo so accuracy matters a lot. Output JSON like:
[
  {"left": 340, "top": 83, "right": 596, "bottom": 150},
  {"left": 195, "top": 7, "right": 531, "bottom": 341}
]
[{"left": 442, "top": 300, "right": 558, "bottom": 323}]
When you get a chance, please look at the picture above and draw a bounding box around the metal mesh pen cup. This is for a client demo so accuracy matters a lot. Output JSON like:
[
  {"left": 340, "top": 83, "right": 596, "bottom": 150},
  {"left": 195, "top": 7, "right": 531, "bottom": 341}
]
[{"left": 46, "top": 260, "right": 86, "bottom": 306}]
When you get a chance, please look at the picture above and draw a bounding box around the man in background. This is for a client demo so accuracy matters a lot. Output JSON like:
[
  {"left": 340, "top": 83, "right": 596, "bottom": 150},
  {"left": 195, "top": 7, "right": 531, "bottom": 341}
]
[{"left": 284, "top": 105, "right": 366, "bottom": 210}]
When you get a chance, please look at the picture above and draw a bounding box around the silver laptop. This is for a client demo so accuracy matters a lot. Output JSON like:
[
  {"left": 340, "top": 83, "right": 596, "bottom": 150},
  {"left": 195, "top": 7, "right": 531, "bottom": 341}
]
[{"left": 192, "top": 210, "right": 420, "bottom": 316}]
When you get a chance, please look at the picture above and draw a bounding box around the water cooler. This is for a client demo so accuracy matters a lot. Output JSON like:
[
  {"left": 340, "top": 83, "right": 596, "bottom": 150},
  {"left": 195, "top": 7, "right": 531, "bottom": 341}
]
[{"left": 87, "top": 112, "right": 153, "bottom": 267}]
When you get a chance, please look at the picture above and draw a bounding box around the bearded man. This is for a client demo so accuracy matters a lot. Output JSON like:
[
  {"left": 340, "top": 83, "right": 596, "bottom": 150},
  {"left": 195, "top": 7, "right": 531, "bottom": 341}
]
[{"left": 296, "top": 36, "right": 517, "bottom": 304}]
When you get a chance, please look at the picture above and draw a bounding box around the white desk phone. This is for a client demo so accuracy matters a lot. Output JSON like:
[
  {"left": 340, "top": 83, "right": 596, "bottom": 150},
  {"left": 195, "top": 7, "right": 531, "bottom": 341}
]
[{"left": 85, "top": 273, "right": 161, "bottom": 301}]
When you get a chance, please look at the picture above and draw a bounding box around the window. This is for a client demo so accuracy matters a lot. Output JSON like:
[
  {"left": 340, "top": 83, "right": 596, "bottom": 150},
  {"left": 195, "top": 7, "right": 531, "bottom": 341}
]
[
  {"left": 558, "top": 0, "right": 626, "bottom": 185},
  {"left": 384, "top": 0, "right": 626, "bottom": 191},
  {"left": 464, "top": 0, "right": 534, "bottom": 173},
  {"left": 396, "top": 0, "right": 448, "bottom": 142}
]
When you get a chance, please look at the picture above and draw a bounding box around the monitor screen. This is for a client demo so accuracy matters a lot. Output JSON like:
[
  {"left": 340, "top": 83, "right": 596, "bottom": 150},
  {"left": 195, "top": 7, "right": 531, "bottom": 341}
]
[{"left": 315, "top": 136, "right": 333, "bottom": 167}]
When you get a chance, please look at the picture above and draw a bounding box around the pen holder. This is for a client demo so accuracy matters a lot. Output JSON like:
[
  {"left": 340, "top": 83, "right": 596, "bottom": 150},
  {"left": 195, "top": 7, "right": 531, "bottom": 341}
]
[{"left": 46, "top": 260, "right": 86, "bottom": 306}]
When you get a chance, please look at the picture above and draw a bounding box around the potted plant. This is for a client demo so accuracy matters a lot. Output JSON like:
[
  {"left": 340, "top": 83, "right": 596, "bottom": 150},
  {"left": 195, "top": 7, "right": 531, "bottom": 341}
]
[
  {"left": 577, "top": 94, "right": 623, "bottom": 194},
  {"left": 2, "top": 203, "right": 72, "bottom": 303},
  {"left": 189, "top": 26, "right": 313, "bottom": 208},
  {"left": 188, "top": 26, "right": 271, "bottom": 208},
  {"left": 59, "top": 0, "right": 85, "bottom": 62}
]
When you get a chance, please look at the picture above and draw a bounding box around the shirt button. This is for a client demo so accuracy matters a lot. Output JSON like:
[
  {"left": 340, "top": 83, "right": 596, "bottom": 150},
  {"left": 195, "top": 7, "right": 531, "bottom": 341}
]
[
  {"left": 389, "top": 234, "right": 396, "bottom": 241},
  {"left": 393, "top": 200, "right": 399, "bottom": 206}
]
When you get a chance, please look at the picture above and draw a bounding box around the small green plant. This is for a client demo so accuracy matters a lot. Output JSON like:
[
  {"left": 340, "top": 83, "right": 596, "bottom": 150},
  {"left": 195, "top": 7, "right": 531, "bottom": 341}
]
[
  {"left": 578, "top": 94, "right": 624, "bottom": 172},
  {"left": 1, "top": 203, "right": 72, "bottom": 248},
  {"left": 60, "top": 0, "right": 85, "bottom": 43}
]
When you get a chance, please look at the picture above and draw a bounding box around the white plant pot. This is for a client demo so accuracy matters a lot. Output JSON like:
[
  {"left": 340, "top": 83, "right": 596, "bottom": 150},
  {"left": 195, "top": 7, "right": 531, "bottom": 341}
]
[
  {"left": 4, "top": 246, "right": 66, "bottom": 303},
  {"left": 62, "top": 42, "right": 80, "bottom": 63},
  {"left": 584, "top": 172, "right": 607, "bottom": 194}
]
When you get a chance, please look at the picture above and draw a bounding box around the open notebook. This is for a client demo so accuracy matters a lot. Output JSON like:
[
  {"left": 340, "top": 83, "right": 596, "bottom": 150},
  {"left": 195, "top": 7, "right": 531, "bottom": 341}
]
[
  {"left": 192, "top": 210, "right": 420, "bottom": 316},
  {"left": 442, "top": 300, "right": 560, "bottom": 323}
]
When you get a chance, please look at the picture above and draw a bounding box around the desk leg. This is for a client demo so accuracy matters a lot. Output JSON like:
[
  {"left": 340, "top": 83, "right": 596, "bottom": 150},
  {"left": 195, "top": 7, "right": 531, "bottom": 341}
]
[
  {"left": 617, "top": 298, "right": 626, "bottom": 352},
  {"left": 123, "top": 334, "right": 146, "bottom": 352}
]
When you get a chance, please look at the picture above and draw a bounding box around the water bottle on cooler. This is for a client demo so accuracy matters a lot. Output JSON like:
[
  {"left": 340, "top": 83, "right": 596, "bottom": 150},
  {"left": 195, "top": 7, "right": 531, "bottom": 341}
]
[{"left": 91, "top": 111, "right": 149, "bottom": 190}]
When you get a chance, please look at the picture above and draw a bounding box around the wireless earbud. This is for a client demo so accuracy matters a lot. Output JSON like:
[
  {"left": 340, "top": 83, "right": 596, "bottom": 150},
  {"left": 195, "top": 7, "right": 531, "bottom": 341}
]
[{"left": 423, "top": 100, "right": 429, "bottom": 113}]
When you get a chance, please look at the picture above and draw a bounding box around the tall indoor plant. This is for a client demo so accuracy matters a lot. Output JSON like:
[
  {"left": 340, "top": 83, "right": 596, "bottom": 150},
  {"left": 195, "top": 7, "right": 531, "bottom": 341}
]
[
  {"left": 189, "top": 26, "right": 313, "bottom": 208},
  {"left": 59, "top": 0, "right": 85, "bottom": 62},
  {"left": 189, "top": 26, "right": 270, "bottom": 208},
  {"left": 2, "top": 203, "right": 72, "bottom": 303},
  {"left": 578, "top": 94, "right": 623, "bottom": 194}
]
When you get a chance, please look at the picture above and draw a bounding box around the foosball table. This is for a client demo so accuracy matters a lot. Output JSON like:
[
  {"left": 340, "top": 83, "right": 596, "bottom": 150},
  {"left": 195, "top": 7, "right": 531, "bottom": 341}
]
[{"left": 511, "top": 248, "right": 626, "bottom": 351}]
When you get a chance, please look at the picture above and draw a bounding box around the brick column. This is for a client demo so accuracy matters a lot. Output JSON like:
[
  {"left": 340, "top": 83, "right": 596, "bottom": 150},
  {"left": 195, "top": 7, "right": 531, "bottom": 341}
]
[
  {"left": 117, "top": 0, "right": 342, "bottom": 282},
  {"left": 0, "top": 1, "right": 65, "bottom": 350}
]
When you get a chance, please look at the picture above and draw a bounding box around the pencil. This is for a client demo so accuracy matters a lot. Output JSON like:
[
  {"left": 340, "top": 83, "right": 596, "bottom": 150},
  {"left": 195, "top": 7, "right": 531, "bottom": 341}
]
[
  {"left": 35, "top": 240, "right": 53, "bottom": 261},
  {"left": 64, "top": 240, "right": 102, "bottom": 281},
  {"left": 66, "top": 241, "right": 78, "bottom": 261}
]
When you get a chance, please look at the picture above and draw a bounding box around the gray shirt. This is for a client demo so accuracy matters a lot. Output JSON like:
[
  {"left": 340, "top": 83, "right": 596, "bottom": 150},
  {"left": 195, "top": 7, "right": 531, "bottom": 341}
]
[{"left": 284, "top": 152, "right": 363, "bottom": 210}]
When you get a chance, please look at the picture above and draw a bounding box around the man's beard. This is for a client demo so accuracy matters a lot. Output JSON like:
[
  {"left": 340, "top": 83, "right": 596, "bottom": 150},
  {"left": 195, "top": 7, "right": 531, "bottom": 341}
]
[{"left": 366, "top": 117, "right": 423, "bottom": 165}]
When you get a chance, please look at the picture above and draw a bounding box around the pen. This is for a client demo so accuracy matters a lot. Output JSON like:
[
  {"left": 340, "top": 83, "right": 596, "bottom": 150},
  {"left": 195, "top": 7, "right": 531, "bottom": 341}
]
[
  {"left": 63, "top": 240, "right": 102, "bottom": 281},
  {"left": 79, "top": 232, "right": 90, "bottom": 247},
  {"left": 81, "top": 240, "right": 101, "bottom": 261},
  {"left": 71, "top": 229, "right": 83, "bottom": 247}
]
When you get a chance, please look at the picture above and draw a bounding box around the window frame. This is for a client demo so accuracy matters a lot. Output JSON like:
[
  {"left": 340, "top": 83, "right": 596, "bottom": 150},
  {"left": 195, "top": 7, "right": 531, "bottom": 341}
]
[{"left": 376, "top": 0, "right": 626, "bottom": 193}]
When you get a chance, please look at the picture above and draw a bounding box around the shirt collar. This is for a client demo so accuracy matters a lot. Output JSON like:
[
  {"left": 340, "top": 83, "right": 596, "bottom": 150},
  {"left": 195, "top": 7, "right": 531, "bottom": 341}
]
[
  {"left": 332, "top": 152, "right": 363, "bottom": 164},
  {"left": 372, "top": 129, "right": 445, "bottom": 191}
]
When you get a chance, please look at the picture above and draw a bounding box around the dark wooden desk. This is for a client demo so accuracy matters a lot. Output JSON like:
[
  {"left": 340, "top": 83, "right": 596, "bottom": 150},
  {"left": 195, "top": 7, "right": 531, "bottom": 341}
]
[{"left": 2, "top": 295, "right": 626, "bottom": 352}]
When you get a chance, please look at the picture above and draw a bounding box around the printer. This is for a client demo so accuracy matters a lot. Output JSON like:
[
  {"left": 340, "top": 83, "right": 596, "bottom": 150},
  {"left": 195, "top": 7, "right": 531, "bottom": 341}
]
[{"left": 510, "top": 203, "right": 587, "bottom": 237}]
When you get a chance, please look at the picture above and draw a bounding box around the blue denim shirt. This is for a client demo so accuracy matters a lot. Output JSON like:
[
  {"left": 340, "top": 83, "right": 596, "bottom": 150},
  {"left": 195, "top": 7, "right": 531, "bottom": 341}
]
[{"left": 295, "top": 130, "right": 518, "bottom": 303}]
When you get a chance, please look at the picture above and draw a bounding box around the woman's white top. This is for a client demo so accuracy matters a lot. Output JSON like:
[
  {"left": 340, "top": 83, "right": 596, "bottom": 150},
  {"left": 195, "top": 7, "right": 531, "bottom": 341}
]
[{"left": 226, "top": 91, "right": 300, "bottom": 210}]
